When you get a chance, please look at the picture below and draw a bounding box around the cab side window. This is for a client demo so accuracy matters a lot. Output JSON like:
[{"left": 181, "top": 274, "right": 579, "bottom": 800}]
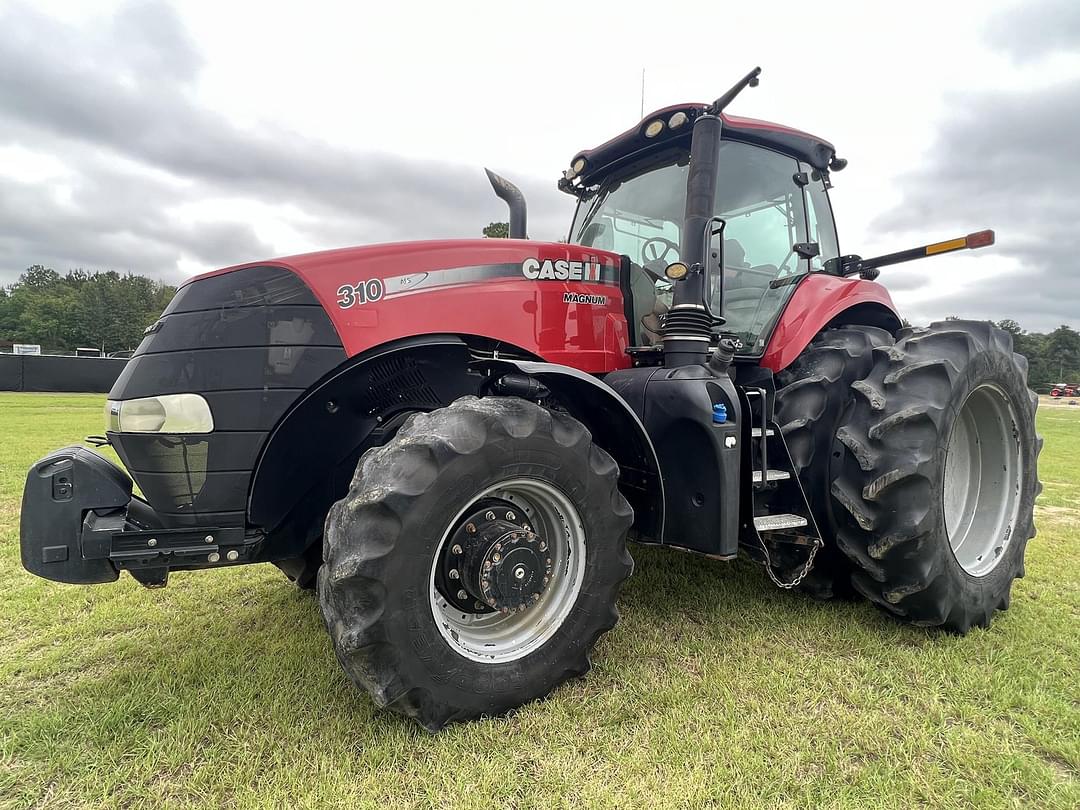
[
  {"left": 714, "top": 141, "right": 807, "bottom": 274},
  {"left": 803, "top": 170, "right": 839, "bottom": 271}
]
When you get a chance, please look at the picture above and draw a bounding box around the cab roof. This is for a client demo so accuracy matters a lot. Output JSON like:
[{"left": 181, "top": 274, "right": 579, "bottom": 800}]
[{"left": 562, "top": 103, "right": 838, "bottom": 193}]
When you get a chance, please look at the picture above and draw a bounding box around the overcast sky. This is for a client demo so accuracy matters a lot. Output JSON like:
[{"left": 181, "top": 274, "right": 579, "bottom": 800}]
[{"left": 1, "top": 0, "right": 1077, "bottom": 330}]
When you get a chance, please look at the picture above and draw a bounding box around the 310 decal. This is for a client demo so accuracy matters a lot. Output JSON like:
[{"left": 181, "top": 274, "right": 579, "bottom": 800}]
[{"left": 337, "top": 278, "right": 385, "bottom": 308}]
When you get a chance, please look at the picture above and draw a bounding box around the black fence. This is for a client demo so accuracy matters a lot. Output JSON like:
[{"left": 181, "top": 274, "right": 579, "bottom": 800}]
[{"left": 0, "top": 354, "right": 127, "bottom": 393}]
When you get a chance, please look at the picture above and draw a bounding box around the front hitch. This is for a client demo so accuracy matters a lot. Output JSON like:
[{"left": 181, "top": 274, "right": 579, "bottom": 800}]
[{"left": 20, "top": 446, "right": 251, "bottom": 587}]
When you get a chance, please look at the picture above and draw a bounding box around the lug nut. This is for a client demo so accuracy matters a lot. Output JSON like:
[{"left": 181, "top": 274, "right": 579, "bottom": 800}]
[
  {"left": 208, "top": 552, "right": 220, "bottom": 563},
  {"left": 539, "top": 541, "right": 547, "bottom": 551},
  {"left": 487, "top": 598, "right": 497, "bottom": 606},
  {"left": 457, "top": 589, "right": 468, "bottom": 601},
  {"left": 204, "top": 535, "right": 214, "bottom": 544},
  {"left": 466, "top": 523, "right": 476, "bottom": 534},
  {"left": 475, "top": 601, "right": 486, "bottom": 610},
  {"left": 523, "top": 524, "right": 531, "bottom": 532},
  {"left": 483, "top": 561, "right": 492, "bottom": 572},
  {"left": 451, "top": 544, "right": 463, "bottom": 555},
  {"left": 226, "top": 550, "right": 239, "bottom": 561},
  {"left": 506, "top": 510, "right": 516, "bottom": 521},
  {"left": 513, "top": 566, "right": 526, "bottom": 580},
  {"left": 449, "top": 568, "right": 460, "bottom": 580},
  {"left": 485, "top": 510, "right": 496, "bottom": 521},
  {"left": 492, "top": 553, "right": 501, "bottom": 562},
  {"left": 147, "top": 538, "right": 158, "bottom": 548}
]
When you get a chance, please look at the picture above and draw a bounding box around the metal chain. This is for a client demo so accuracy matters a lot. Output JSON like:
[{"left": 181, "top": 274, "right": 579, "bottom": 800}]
[{"left": 758, "top": 534, "right": 823, "bottom": 590}]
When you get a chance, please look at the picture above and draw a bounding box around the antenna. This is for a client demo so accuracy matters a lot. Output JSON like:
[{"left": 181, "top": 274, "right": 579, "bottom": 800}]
[{"left": 640, "top": 67, "right": 645, "bottom": 119}]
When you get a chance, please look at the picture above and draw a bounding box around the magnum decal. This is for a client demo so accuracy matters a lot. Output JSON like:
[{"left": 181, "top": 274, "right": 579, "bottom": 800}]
[
  {"left": 521, "top": 258, "right": 604, "bottom": 282},
  {"left": 563, "top": 292, "right": 607, "bottom": 305}
]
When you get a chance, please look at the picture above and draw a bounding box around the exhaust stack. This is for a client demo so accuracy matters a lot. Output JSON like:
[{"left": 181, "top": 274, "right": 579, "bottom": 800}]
[{"left": 485, "top": 168, "right": 527, "bottom": 239}]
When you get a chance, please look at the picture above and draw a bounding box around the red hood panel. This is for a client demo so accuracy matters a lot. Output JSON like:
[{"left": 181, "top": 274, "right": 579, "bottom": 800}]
[{"left": 191, "top": 239, "right": 631, "bottom": 373}]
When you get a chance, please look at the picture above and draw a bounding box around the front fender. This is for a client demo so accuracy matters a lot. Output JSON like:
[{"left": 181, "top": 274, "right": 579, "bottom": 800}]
[
  {"left": 487, "top": 359, "right": 665, "bottom": 541},
  {"left": 248, "top": 335, "right": 477, "bottom": 553}
]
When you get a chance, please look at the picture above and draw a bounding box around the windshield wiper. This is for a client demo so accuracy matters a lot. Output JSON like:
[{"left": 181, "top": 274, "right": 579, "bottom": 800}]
[{"left": 574, "top": 190, "right": 609, "bottom": 239}]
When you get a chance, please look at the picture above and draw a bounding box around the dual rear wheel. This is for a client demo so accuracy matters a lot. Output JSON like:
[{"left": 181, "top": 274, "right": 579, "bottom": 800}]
[{"left": 778, "top": 321, "right": 1040, "bottom": 632}]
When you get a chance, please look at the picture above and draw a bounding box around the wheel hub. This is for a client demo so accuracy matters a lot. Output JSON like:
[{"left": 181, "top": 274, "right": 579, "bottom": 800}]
[
  {"left": 440, "top": 500, "right": 554, "bottom": 614},
  {"left": 943, "top": 384, "right": 1023, "bottom": 577}
]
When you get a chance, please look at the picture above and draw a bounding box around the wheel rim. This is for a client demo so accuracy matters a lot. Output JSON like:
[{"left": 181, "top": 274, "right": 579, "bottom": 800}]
[
  {"left": 429, "top": 478, "right": 586, "bottom": 663},
  {"left": 943, "top": 384, "right": 1024, "bottom": 577}
]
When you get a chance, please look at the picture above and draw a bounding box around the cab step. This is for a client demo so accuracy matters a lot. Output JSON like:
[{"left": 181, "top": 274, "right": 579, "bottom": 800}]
[
  {"left": 752, "top": 469, "right": 790, "bottom": 483},
  {"left": 753, "top": 514, "right": 808, "bottom": 532}
]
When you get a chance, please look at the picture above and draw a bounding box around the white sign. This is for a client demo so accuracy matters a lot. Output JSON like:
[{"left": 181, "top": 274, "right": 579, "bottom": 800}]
[{"left": 13, "top": 344, "right": 41, "bottom": 356}]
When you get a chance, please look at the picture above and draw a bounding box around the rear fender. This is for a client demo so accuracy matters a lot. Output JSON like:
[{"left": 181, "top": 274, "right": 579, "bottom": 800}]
[{"left": 761, "top": 274, "right": 901, "bottom": 373}]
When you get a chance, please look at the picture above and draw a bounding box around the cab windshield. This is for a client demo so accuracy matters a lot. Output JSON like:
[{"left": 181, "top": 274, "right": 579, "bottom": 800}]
[{"left": 571, "top": 140, "right": 810, "bottom": 354}]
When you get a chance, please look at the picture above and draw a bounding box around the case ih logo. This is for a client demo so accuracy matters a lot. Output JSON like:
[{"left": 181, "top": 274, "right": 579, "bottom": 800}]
[{"left": 521, "top": 258, "right": 603, "bottom": 281}]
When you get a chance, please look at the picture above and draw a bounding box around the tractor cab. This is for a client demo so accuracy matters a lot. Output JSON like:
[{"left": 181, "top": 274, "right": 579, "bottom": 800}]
[{"left": 561, "top": 97, "right": 842, "bottom": 357}]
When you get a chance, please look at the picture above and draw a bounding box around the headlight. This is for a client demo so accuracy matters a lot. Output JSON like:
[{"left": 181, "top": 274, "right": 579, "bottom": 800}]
[{"left": 105, "top": 394, "right": 214, "bottom": 434}]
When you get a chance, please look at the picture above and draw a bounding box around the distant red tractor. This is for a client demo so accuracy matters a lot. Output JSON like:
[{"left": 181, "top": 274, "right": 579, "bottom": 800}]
[
  {"left": 1050, "top": 383, "right": 1078, "bottom": 397},
  {"left": 20, "top": 69, "right": 1041, "bottom": 730}
]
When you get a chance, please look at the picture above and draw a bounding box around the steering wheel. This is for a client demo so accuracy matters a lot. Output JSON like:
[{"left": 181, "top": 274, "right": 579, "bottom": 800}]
[{"left": 641, "top": 236, "right": 680, "bottom": 267}]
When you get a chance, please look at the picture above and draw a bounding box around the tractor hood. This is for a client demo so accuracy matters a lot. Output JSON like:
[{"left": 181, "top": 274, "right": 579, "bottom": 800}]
[
  {"left": 108, "top": 238, "right": 629, "bottom": 528},
  {"left": 187, "top": 239, "right": 627, "bottom": 360}
]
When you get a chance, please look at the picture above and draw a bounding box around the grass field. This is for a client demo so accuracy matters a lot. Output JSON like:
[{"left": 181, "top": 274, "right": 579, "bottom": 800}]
[{"left": 1, "top": 393, "right": 1077, "bottom": 809}]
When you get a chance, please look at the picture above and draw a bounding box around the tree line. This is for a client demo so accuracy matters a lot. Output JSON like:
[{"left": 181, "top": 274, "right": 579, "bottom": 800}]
[
  {"left": 1, "top": 264, "right": 1077, "bottom": 392},
  {"left": 0, "top": 266, "right": 175, "bottom": 355},
  {"left": 994, "top": 319, "right": 1080, "bottom": 392}
]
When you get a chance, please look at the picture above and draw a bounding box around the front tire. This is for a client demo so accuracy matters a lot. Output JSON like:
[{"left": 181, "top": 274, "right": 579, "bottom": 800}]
[
  {"left": 831, "top": 321, "right": 1041, "bottom": 632},
  {"left": 318, "top": 396, "right": 633, "bottom": 730}
]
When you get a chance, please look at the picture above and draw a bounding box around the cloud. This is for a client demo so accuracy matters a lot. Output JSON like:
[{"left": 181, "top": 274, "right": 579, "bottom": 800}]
[
  {"left": 984, "top": 0, "right": 1080, "bottom": 62},
  {"left": 0, "top": 2, "right": 569, "bottom": 285},
  {"left": 873, "top": 3, "right": 1080, "bottom": 332}
]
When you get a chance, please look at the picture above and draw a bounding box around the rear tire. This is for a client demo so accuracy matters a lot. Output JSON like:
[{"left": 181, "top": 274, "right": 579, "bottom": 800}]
[
  {"left": 318, "top": 396, "right": 633, "bottom": 730},
  {"left": 831, "top": 321, "right": 1041, "bottom": 632},
  {"left": 773, "top": 325, "right": 894, "bottom": 598}
]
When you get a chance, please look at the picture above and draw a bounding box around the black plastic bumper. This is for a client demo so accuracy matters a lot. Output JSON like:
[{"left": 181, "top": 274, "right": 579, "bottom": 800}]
[{"left": 20, "top": 446, "right": 252, "bottom": 587}]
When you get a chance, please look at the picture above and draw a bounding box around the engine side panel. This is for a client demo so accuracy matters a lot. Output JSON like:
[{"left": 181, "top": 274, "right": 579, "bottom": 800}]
[{"left": 760, "top": 274, "right": 900, "bottom": 373}]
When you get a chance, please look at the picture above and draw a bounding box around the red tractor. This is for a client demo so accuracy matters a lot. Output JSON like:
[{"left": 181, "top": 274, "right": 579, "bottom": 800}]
[
  {"left": 20, "top": 69, "right": 1041, "bottom": 730},
  {"left": 1049, "top": 383, "right": 1077, "bottom": 397}
]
